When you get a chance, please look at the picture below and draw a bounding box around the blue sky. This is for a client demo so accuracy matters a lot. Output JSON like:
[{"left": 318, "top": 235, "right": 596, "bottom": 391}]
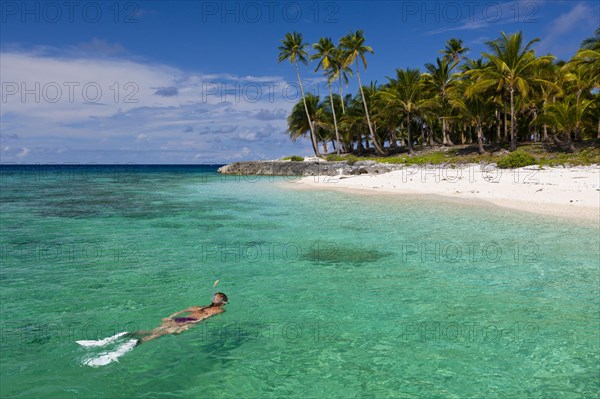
[{"left": 1, "top": 0, "right": 598, "bottom": 163}]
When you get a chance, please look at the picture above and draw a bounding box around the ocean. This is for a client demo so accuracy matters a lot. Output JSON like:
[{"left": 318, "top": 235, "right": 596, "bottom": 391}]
[{"left": 0, "top": 165, "right": 598, "bottom": 398}]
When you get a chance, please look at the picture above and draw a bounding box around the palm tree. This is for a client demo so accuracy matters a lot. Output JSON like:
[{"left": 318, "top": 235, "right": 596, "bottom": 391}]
[
  {"left": 287, "top": 94, "right": 334, "bottom": 153},
  {"left": 572, "top": 30, "right": 600, "bottom": 138},
  {"left": 580, "top": 28, "right": 600, "bottom": 50},
  {"left": 332, "top": 47, "right": 353, "bottom": 114},
  {"left": 441, "top": 38, "right": 469, "bottom": 63},
  {"left": 340, "top": 30, "right": 385, "bottom": 155},
  {"left": 453, "top": 80, "right": 494, "bottom": 154},
  {"left": 380, "top": 68, "right": 423, "bottom": 155},
  {"left": 313, "top": 103, "right": 335, "bottom": 154},
  {"left": 540, "top": 96, "right": 594, "bottom": 152},
  {"left": 474, "top": 32, "right": 555, "bottom": 150},
  {"left": 287, "top": 93, "right": 319, "bottom": 141},
  {"left": 572, "top": 49, "right": 600, "bottom": 89},
  {"left": 278, "top": 32, "right": 321, "bottom": 157},
  {"left": 312, "top": 37, "right": 341, "bottom": 155},
  {"left": 421, "top": 57, "right": 460, "bottom": 145}
]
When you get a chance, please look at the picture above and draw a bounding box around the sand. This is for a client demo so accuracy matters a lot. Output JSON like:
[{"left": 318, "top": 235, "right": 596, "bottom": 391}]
[{"left": 292, "top": 164, "right": 600, "bottom": 222}]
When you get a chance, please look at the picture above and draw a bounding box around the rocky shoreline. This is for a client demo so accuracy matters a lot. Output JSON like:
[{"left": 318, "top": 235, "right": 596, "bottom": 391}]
[{"left": 217, "top": 160, "right": 403, "bottom": 176}]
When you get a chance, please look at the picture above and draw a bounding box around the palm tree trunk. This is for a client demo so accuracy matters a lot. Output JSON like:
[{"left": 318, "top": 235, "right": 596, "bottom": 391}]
[
  {"left": 338, "top": 76, "right": 345, "bottom": 114},
  {"left": 328, "top": 83, "right": 341, "bottom": 155},
  {"left": 542, "top": 124, "right": 549, "bottom": 142},
  {"left": 355, "top": 60, "right": 384, "bottom": 155},
  {"left": 551, "top": 127, "right": 562, "bottom": 145},
  {"left": 322, "top": 140, "right": 328, "bottom": 154},
  {"left": 389, "top": 129, "right": 398, "bottom": 148},
  {"left": 510, "top": 88, "right": 516, "bottom": 151},
  {"left": 429, "top": 126, "right": 435, "bottom": 146},
  {"left": 477, "top": 122, "right": 485, "bottom": 154},
  {"left": 442, "top": 117, "right": 453, "bottom": 145},
  {"left": 442, "top": 118, "right": 447, "bottom": 145},
  {"left": 532, "top": 110, "right": 538, "bottom": 142},
  {"left": 296, "top": 62, "right": 320, "bottom": 157},
  {"left": 566, "top": 129, "right": 576, "bottom": 152},
  {"left": 406, "top": 112, "right": 414, "bottom": 155},
  {"left": 597, "top": 117, "right": 599, "bottom": 139},
  {"left": 503, "top": 105, "right": 508, "bottom": 144},
  {"left": 495, "top": 110, "right": 501, "bottom": 143}
]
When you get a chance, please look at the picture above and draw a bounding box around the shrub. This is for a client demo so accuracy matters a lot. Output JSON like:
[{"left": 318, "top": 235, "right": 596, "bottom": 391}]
[
  {"left": 325, "top": 154, "right": 345, "bottom": 162},
  {"left": 496, "top": 150, "right": 537, "bottom": 169},
  {"left": 289, "top": 155, "right": 304, "bottom": 162},
  {"left": 346, "top": 155, "right": 358, "bottom": 165}
]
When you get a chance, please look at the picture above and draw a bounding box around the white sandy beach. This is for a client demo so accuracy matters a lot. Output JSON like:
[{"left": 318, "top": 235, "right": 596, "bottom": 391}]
[{"left": 294, "top": 164, "right": 600, "bottom": 221}]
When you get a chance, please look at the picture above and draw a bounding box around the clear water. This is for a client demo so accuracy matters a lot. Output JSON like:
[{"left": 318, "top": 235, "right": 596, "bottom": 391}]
[{"left": 1, "top": 165, "right": 598, "bottom": 398}]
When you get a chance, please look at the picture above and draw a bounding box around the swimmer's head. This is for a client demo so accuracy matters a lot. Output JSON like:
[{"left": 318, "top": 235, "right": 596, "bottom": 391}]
[{"left": 211, "top": 292, "right": 228, "bottom": 306}]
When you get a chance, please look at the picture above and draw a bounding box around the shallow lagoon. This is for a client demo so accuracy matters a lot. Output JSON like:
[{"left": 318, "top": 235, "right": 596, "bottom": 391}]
[{"left": 1, "top": 165, "right": 598, "bottom": 398}]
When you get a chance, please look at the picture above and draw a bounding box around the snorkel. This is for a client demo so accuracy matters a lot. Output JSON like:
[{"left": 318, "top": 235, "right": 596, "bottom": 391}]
[{"left": 209, "top": 279, "right": 219, "bottom": 307}]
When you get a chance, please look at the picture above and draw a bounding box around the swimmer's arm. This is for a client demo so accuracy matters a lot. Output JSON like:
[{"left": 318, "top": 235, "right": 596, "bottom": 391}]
[
  {"left": 165, "top": 308, "right": 193, "bottom": 319},
  {"left": 164, "top": 305, "right": 211, "bottom": 321}
]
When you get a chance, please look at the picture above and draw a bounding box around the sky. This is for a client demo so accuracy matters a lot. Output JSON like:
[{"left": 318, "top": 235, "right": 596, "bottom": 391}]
[{"left": 1, "top": 0, "right": 598, "bottom": 164}]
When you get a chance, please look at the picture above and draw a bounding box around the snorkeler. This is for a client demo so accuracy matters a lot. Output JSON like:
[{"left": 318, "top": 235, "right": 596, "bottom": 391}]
[
  {"left": 132, "top": 292, "right": 229, "bottom": 344},
  {"left": 77, "top": 292, "right": 228, "bottom": 366}
]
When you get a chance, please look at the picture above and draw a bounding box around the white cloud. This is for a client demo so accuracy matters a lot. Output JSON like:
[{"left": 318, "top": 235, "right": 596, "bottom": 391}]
[
  {"left": 16, "top": 147, "right": 30, "bottom": 158},
  {"left": 548, "top": 3, "right": 592, "bottom": 35},
  {"left": 0, "top": 50, "right": 310, "bottom": 163},
  {"left": 425, "top": 0, "right": 547, "bottom": 36},
  {"left": 537, "top": 2, "right": 597, "bottom": 57}
]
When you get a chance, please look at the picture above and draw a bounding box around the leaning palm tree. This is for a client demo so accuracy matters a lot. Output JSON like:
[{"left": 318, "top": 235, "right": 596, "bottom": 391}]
[
  {"left": 312, "top": 37, "right": 341, "bottom": 155},
  {"left": 441, "top": 38, "right": 469, "bottom": 63},
  {"left": 278, "top": 32, "right": 321, "bottom": 157},
  {"left": 340, "top": 30, "right": 385, "bottom": 155},
  {"left": 380, "top": 68, "right": 423, "bottom": 155},
  {"left": 288, "top": 94, "right": 334, "bottom": 153},
  {"left": 287, "top": 93, "right": 319, "bottom": 141},
  {"left": 472, "top": 32, "right": 555, "bottom": 150},
  {"left": 332, "top": 47, "right": 353, "bottom": 114}
]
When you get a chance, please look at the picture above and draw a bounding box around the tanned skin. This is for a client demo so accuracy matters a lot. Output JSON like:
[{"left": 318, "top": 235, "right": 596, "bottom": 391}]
[{"left": 132, "top": 293, "right": 228, "bottom": 344}]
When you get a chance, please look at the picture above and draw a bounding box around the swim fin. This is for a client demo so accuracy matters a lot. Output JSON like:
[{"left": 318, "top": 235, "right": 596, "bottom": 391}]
[
  {"left": 76, "top": 331, "right": 129, "bottom": 347},
  {"left": 81, "top": 338, "right": 138, "bottom": 367}
]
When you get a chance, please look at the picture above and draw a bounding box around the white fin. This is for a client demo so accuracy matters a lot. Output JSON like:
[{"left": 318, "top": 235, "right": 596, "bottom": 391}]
[
  {"left": 76, "top": 331, "right": 129, "bottom": 347},
  {"left": 82, "top": 339, "right": 138, "bottom": 367}
]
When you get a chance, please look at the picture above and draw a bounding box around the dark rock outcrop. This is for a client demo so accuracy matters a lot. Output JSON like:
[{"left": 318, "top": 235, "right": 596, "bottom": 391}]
[{"left": 217, "top": 161, "right": 403, "bottom": 176}]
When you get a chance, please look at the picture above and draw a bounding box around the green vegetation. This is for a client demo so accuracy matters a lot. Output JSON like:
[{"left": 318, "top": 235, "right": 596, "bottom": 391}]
[
  {"left": 282, "top": 155, "right": 305, "bottom": 161},
  {"left": 346, "top": 155, "right": 358, "bottom": 165},
  {"left": 323, "top": 153, "right": 359, "bottom": 164},
  {"left": 278, "top": 29, "right": 600, "bottom": 159},
  {"left": 362, "top": 143, "right": 599, "bottom": 167},
  {"left": 295, "top": 143, "right": 600, "bottom": 167},
  {"left": 325, "top": 154, "right": 345, "bottom": 162},
  {"left": 496, "top": 150, "right": 537, "bottom": 169}
]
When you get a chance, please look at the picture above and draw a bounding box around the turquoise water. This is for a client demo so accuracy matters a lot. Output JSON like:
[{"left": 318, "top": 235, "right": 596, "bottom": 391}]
[{"left": 1, "top": 165, "right": 598, "bottom": 398}]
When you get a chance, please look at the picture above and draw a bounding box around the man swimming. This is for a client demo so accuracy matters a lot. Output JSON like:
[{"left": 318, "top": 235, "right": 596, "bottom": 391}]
[
  {"left": 77, "top": 292, "right": 229, "bottom": 366},
  {"left": 132, "top": 292, "right": 229, "bottom": 344}
]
